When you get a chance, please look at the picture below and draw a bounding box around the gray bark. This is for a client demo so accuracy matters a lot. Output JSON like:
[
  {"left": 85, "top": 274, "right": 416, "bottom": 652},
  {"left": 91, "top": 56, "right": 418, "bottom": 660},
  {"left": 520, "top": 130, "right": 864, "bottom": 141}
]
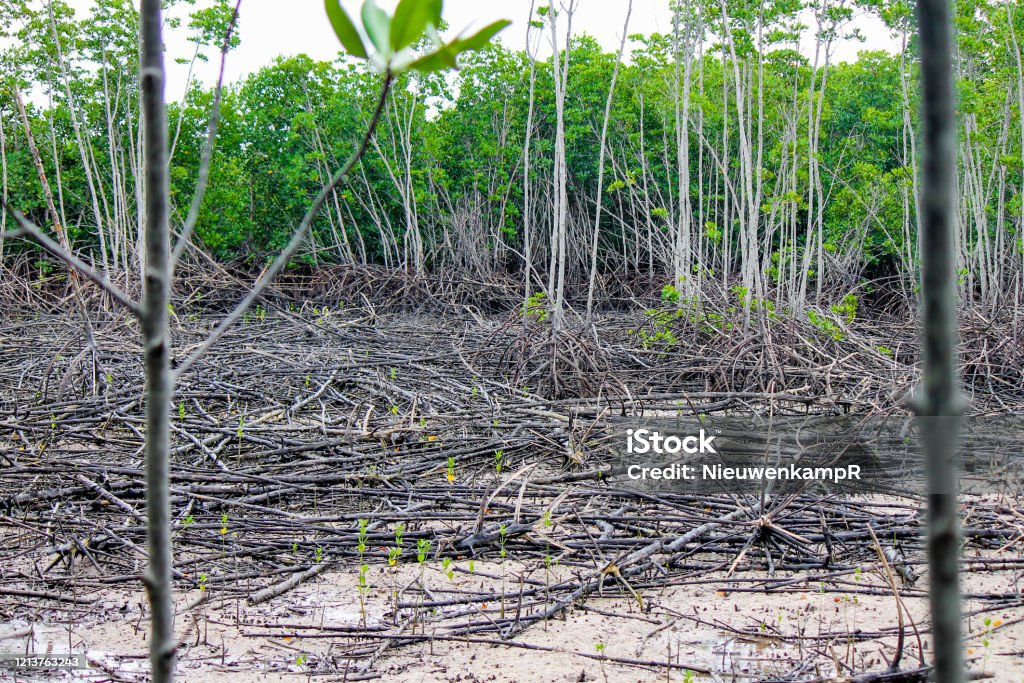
[
  {"left": 139, "top": 0, "right": 176, "bottom": 680},
  {"left": 585, "top": 0, "right": 631, "bottom": 325},
  {"left": 915, "top": 1, "right": 965, "bottom": 682}
]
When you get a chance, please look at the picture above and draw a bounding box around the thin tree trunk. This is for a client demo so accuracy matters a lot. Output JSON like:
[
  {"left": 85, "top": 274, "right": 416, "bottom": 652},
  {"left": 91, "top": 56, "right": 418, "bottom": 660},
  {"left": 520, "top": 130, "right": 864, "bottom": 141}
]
[
  {"left": 585, "top": 0, "right": 631, "bottom": 325},
  {"left": 522, "top": 0, "right": 538, "bottom": 314},
  {"left": 47, "top": 0, "right": 110, "bottom": 277},
  {"left": 915, "top": 2, "right": 965, "bottom": 683},
  {"left": 138, "top": 0, "right": 175, "bottom": 680},
  {"left": 1, "top": 98, "right": 8, "bottom": 262}
]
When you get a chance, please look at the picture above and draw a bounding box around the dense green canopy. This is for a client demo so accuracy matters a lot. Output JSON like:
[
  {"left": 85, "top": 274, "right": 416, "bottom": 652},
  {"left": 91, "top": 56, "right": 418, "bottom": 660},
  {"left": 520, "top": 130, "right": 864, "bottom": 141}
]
[{"left": 3, "top": 0, "right": 1023, "bottom": 311}]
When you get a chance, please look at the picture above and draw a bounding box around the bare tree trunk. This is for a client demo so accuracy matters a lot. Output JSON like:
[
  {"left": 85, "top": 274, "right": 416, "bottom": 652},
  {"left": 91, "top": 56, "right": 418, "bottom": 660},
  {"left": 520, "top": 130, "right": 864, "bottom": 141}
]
[
  {"left": 1, "top": 97, "right": 9, "bottom": 262},
  {"left": 547, "top": 0, "right": 574, "bottom": 334},
  {"left": 47, "top": 0, "right": 110, "bottom": 278},
  {"left": 522, "top": 0, "right": 539, "bottom": 314},
  {"left": 139, "top": 0, "right": 175, "bottom": 680},
  {"left": 585, "top": 0, "right": 631, "bottom": 326},
  {"left": 915, "top": 2, "right": 965, "bottom": 683}
]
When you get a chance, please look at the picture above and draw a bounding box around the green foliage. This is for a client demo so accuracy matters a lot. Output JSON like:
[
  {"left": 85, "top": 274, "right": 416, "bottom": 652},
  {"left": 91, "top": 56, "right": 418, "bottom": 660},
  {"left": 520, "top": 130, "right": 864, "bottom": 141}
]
[
  {"left": 324, "top": 0, "right": 509, "bottom": 75},
  {"left": 807, "top": 309, "right": 845, "bottom": 341},
  {"left": 524, "top": 292, "right": 549, "bottom": 322},
  {"left": 660, "top": 283, "right": 681, "bottom": 304},
  {"left": 830, "top": 293, "right": 859, "bottom": 324},
  {"left": 416, "top": 538, "right": 431, "bottom": 564},
  {"left": 636, "top": 308, "right": 681, "bottom": 350}
]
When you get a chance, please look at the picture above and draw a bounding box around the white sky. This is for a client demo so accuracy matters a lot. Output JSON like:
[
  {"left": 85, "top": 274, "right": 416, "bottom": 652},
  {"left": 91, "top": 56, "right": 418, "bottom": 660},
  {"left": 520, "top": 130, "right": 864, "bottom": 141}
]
[{"left": 59, "top": 0, "right": 899, "bottom": 100}]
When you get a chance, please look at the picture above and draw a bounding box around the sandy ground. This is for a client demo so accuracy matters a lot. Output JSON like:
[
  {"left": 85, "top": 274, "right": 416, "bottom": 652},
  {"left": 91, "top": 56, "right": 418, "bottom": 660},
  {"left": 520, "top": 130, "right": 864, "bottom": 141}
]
[{"left": 2, "top": 553, "right": 1022, "bottom": 683}]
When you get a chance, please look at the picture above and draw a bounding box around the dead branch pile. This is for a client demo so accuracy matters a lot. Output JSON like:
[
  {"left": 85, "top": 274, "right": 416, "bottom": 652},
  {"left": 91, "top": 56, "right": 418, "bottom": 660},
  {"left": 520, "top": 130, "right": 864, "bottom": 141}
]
[{"left": 1, "top": 305, "right": 1022, "bottom": 679}]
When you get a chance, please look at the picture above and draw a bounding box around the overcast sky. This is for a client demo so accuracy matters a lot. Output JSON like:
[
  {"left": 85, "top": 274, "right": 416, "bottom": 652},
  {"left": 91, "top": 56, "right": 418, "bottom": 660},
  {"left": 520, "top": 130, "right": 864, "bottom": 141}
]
[{"left": 63, "top": 0, "right": 898, "bottom": 100}]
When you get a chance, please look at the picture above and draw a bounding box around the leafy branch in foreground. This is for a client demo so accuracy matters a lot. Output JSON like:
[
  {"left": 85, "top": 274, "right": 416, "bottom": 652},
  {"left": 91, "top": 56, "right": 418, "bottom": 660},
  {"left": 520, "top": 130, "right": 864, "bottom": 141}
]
[{"left": 326, "top": 0, "right": 510, "bottom": 75}]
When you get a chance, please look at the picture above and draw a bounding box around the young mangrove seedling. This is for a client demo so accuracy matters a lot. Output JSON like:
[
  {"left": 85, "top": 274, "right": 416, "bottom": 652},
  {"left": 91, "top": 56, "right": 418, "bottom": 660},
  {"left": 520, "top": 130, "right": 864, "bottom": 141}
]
[
  {"left": 387, "top": 523, "right": 406, "bottom": 625},
  {"left": 446, "top": 456, "right": 456, "bottom": 483},
  {"left": 594, "top": 643, "right": 608, "bottom": 683},
  {"left": 416, "top": 538, "right": 431, "bottom": 565},
  {"left": 415, "top": 538, "right": 431, "bottom": 629},
  {"left": 498, "top": 522, "right": 508, "bottom": 618},
  {"left": 356, "top": 518, "right": 370, "bottom": 626},
  {"left": 494, "top": 449, "right": 504, "bottom": 476}
]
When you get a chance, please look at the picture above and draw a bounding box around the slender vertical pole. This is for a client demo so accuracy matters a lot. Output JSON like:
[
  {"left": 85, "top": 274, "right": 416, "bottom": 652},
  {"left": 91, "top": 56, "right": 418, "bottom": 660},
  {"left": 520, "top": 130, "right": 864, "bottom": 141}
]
[
  {"left": 139, "top": 0, "right": 175, "bottom": 680},
  {"left": 916, "top": 0, "right": 965, "bottom": 681}
]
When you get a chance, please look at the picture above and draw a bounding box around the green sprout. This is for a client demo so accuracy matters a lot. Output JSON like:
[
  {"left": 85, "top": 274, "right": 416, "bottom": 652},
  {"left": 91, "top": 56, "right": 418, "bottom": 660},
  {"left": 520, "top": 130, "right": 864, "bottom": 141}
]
[
  {"left": 357, "top": 518, "right": 369, "bottom": 554},
  {"left": 416, "top": 538, "right": 431, "bottom": 564},
  {"left": 388, "top": 522, "right": 405, "bottom": 566}
]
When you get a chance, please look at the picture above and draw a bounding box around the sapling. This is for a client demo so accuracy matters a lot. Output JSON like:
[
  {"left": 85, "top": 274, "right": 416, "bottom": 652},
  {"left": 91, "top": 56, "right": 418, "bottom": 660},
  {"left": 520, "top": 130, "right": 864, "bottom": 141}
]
[
  {"left": 498, "top": 522, "right": 508, "bottom": 618},
  {"left": 542, "top": 510, "right": 554, "bottom": 623},
  {"left": 446, "top": 456, "right": 456, "bottom": 483},
  {"left": 356, "top": 518, "right": 369, "bottom": 627},
  {"left": 236, "top": 414, "right": 245, "bottom": 462},
  {"left": 494, "top": 449, "right": 504, "bottom": 476},
  {"left": 416, "top": 538, "right": 431, "bottom": 630},
  {"left": 594, "top": 643, "right": 608, "bottom": 683},
  {"left": 387, "top": 523, "right": 405, "bottom": 624}
]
